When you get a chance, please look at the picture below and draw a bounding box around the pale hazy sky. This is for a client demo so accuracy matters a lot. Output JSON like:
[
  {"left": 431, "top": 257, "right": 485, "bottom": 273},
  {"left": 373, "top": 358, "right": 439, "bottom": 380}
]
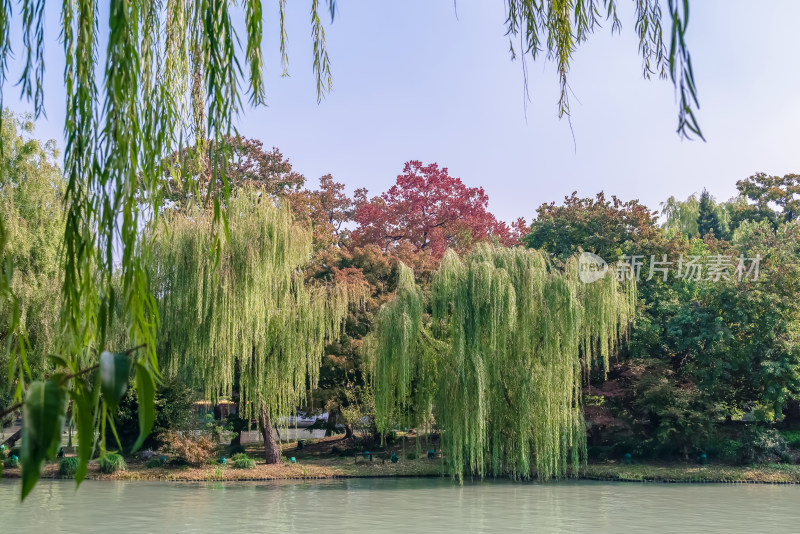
[{"left": 3, "top": 1, "right": 799, "bottom": 223}]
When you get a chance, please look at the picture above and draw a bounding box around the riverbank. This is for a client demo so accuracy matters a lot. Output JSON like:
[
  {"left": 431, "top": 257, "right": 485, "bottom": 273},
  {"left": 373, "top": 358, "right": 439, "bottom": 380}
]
[{"left": 6, "top": 458, "right": 800, "bottom": 484}]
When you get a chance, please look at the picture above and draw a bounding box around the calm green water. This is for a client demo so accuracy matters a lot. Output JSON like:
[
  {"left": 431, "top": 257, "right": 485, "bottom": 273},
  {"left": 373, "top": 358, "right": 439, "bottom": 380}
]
[{"left": 0, "top": 478, "right": 797, "bottom": 533}]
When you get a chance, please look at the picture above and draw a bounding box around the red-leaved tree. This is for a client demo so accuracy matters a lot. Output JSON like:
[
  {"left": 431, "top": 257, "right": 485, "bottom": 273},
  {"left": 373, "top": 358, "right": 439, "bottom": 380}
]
[{"left": 352, "top": 161, "right": 519, "bottom": 258}]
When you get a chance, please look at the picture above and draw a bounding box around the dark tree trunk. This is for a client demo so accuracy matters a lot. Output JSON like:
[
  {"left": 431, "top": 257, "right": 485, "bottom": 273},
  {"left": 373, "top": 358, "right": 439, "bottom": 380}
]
[
  {"left": 2, "top": 428, "right": 21, "bottom": 447},
  {"left": 344, "top": 423, "right": 354, "bottom": 440},
  {"left": 325, "top": 409, "right": 338, "bottom": 437},
  {"left": 258, "top": 409, "right": 281, "bottom": 464}
]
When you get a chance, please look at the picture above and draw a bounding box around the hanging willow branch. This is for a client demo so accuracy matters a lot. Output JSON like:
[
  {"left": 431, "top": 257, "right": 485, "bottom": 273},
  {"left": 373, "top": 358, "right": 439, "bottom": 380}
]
[
  {"left": 0, "top": 0, "right": 337, "bottom": 500},
  {"left": 152, "top": 189, "right": 367, "bottom": 425},
  {"left": 368, "top": 244, "right": 635, "bottom": 481}
]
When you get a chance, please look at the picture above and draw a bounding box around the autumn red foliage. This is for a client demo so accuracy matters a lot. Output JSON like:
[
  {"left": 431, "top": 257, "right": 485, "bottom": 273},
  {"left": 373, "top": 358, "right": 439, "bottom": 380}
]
[{"left": 352, "top": 160, "right": 520, "bottom": 258}]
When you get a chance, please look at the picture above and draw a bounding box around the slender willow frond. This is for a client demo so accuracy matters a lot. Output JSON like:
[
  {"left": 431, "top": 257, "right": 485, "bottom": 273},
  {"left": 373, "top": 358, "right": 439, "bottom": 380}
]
[
  {"left": 0, "top": 0, "right": 337, "bottom": 498},
  {"left": 504, "top": 0, "right": 703, "bottom": 139},
  {"left": 368, "top": 245, "right": 635, "bottom": 481}
]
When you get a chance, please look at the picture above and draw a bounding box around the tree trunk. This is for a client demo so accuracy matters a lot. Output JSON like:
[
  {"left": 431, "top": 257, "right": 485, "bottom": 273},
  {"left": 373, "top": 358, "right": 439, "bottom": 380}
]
[
  {"left": 325, "top": 409, "right": 337, "bottom": 437},
  {"left": 2, "top": 428, "right": 21, "bottom": 447},
  {"left": 258, "top": 409, "right": 281, "bottom": 464},
  {"left": 344, "top": 423, "right": 354, "bottom": 440}
]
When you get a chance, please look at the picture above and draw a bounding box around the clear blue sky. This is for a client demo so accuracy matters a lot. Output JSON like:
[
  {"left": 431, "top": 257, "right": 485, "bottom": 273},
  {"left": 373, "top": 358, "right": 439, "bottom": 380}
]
[{"left": 3, "top": 1, "right": 799, "bottom": 223}]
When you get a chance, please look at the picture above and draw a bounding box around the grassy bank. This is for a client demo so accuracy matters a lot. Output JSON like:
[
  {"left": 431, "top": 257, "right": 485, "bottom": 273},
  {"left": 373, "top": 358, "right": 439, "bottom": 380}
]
[
  {"left": 583, "top": 462, "right": 800, "bottom": 484},
  {"left": 2, "top": 455, "right": 442, "bottom": 482},
  {"left": 6, "top": 435, "right": 800, "bottom": 484},
  {"left": 7, "top": 460, "right": 800, "bottom": 484}
]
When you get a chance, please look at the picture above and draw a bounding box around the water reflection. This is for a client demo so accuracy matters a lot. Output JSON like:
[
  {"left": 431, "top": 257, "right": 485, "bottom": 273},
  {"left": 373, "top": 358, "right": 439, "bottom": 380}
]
[{"left": 0, "top": 478, "right": 797, "bottom": 533}]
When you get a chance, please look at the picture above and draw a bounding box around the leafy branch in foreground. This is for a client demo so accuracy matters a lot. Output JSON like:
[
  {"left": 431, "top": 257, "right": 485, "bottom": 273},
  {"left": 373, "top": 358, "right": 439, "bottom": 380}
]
[
  {"left": 0, "top": 0, "right": 336, "bottom": 500},
  {"left": 504, "top": 0, "right": 702, "bottom": 139},
  {"left": 2, "top": 344, "right": 146, "bottom": 499}
]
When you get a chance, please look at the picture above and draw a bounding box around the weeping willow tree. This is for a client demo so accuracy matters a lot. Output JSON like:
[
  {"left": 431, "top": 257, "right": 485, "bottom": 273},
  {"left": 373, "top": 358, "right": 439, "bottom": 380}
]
[
  {"left": 152, "top": 189, "right": 366, "bottom": 462},
  {"left": 368, "top": 245, "right": 635, "bottom": 481}
]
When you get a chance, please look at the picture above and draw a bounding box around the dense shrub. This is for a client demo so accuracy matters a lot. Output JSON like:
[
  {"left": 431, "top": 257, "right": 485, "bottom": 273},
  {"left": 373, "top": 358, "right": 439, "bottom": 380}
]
[
  {"left": 98, "top": 453, "right": 127, "bottom": 474},
  {"left": 145, "top": 458, "right": 164, "bottom": 468},
  {"left": 780, "top": 430, "right": 800, "bottom": 449},
  {"left": 226, "top": 443, "right": 246, "bottom": 457},
  {"left": 740, "top": 427, "right": 789, "bottom": 464},
  {"left": 112, "top": 377, "right": 198, "bottom": 450},
  {"left": 707, "top": 438, "right": 743, "bottom": 464},
  {"left": 160, "top": 431, "right": 216, "bottom": 466},
  {"left": 4, "top": 455, "right": 19, "bottom": 468},
  {"left": 58, "top": 457, "right": 80, "bottom": 478},
  {"left": 231, "top": 453, "right": 256, "bottom": 469}
]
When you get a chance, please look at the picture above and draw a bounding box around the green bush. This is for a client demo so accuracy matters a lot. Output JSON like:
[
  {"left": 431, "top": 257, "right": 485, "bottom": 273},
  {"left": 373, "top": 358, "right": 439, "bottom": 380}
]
[
  {"left": 405, "top": 451, "right": 417, "bottom": 460},
  {"left": 98, "top": 453, "right": 127, "bottom": 474},
  {"left": 58, "top": 457, "right": 80, "bottom": 478},
  {"left": 227, "top": 443, "right": 245, "bottom": 456},
  {"left": 740, "top": 427, "right": 788, "bottom": 464},
  {"left": 781, "top": 430, "right": 800, "bottom": 448},
  {"left": 4, "top": 455, "right": 19, "bottom": 468},
  {"left": 231, "top": 453, "right": 256, "bottom": 469},
  {"left": 710, "top": 438, "right": 743, "bottom": 464},
  {"left": 145, "top": 458, "right": 163, "bottom": 468},
  {"left": 111, "top": 376, "right": 198, "bottom": 451}
]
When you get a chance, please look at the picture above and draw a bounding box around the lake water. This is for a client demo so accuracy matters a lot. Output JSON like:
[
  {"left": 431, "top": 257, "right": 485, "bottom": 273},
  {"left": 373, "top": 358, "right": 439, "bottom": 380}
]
[{"left": 0, "top": 478, "right": 797, "bottom": 533}]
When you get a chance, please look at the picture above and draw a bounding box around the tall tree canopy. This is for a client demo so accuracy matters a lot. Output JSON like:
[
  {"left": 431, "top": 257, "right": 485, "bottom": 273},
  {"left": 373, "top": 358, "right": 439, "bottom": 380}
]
[
  {"left": 696, "top": 188, "right": 723, "bottom": 238},
  {"left": 525, "top": 192, "right": 660, "bottom": 262},
  {"left": 162, "top": 138, "right": 307, "bottom": 209},
  {"left": 151, "top": 188, "right": 367, "bottom": 461},
  {"left": 0, "top": 112, "right": 63, "bottom": 408},
  {"left": 735, "top": 173, "right": 800, "bottom": 228},
  {"left": 353, "top": 161, "right": 520, "bottom": 258},
  {"left": 367, "top": 245, "right": 635, "bottom": 480}
]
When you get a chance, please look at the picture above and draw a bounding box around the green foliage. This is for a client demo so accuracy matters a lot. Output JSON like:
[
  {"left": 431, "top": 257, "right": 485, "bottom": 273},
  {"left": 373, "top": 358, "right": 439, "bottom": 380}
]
[
  {"left": 369, "top": 245, "right": 635, "bottom": 480},
  {"left": 739, "top": 427, "right": 789, "bottom": 464},
  {"left": 58, "top": 457, "right": 80, "bottom": 478},
  {"left": 736, "top": 173, "right": 800, "bottom": 226},
  {"left": 524, "top": 192, "right": 661, "bottom": 263},
  {"left": 662, "top": 192, "right": 733, "bottom": 238},
  {"left": 0, "top": 111, "right": 64, "bottom": 412},
  {"left": 21, "top": 380, "right": 67, "bottom": 499},
  {"left": 98, "top": 453, "right": 127, "bottom": 474},
  {"left": 697, "top": 189, "right": 723, "bottom": 238},
  {"left": 231, "top": 453, "right": 256, "bottom": 469},
  {"left": 145, "top": 458, "right": 163, "bottom": 469},
  {"left": 99, "top": 352, "right": 131, "bottom": 413},
  {"left": 632, "top": 360, "right": 716, "bottom": 458},
  {"left": 0, "top": 1, "right": 337, "bottom": 499},
  {"left": 132, "top": 362, "right": 156, "bottom": 452},
  {"left": 4, "top": 455, "right": 19, "bottom": 468},
  {"left": 780, "top": 430, "right": 800, "bottom": 449},
  {"left": 112, "top": 376, "right": 197, "bottom": 451},
  {"left": 152, "top": 189, "right": 367, "bottom": 425}
]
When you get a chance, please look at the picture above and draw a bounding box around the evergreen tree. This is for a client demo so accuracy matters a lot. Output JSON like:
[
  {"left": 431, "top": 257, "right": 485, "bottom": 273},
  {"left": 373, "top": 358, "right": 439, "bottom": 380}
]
[{"left": 697, "top": 188, "right": 722, "bottom": 237}]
